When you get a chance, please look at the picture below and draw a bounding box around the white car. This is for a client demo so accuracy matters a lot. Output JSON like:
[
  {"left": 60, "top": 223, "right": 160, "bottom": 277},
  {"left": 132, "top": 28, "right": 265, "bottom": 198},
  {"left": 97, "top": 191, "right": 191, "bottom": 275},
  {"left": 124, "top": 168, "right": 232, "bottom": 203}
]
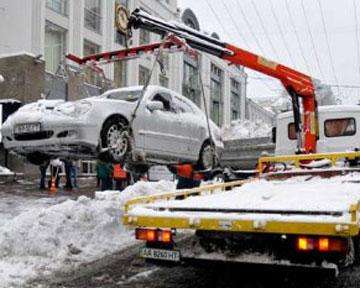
[{"left": 2, "top": 86, "right": 223, "bottom": 170}]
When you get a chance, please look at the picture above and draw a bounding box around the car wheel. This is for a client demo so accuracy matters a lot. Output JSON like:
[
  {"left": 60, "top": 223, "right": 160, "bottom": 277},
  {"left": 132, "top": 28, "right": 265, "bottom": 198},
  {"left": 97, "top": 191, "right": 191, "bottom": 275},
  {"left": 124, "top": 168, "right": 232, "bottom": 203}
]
[
  {"left": 100, "top": 117, "right": 130, "bottom": 164},
  {"left": 198, "top": 142, "right": 217, "bottom": 170},
  {"left": 26, "top": 152, "right": 50, "bottom": 166}
]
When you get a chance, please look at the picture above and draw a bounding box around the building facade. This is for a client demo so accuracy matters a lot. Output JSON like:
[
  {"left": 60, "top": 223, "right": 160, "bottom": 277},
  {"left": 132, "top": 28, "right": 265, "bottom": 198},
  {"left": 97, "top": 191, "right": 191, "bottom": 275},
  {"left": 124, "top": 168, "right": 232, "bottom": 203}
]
[{"left": 0, "top": 0, "right": 274, "bottom": 129}]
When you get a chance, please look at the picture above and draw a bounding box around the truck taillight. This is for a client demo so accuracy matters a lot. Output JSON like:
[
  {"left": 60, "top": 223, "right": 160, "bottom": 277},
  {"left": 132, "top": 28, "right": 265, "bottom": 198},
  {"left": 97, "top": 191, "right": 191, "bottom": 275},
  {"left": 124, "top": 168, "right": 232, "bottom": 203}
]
[
  {"left": 135, "top": 228, "right": 173, "bottom": 243},
  {"left": 296, "top": 236, "right": 347, "bottom": 253}
]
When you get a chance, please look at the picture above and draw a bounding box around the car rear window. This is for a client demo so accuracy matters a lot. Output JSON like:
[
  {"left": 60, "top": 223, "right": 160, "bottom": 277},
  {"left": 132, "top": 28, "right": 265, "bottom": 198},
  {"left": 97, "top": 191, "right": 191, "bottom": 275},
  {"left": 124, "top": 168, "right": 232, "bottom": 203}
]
[
  {"left": 107, "top": 90, "right": 142, "bottom": 102},
  {"left": 324, "top": 118, "right": 356, "bottom": 137}
]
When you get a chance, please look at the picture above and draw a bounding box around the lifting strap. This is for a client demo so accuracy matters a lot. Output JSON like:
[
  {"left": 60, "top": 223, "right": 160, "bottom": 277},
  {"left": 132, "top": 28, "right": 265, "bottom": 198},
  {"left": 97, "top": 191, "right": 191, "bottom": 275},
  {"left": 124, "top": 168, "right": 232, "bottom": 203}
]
[{"left": 196, "top": 56, "right": 219, "bottom": 166}]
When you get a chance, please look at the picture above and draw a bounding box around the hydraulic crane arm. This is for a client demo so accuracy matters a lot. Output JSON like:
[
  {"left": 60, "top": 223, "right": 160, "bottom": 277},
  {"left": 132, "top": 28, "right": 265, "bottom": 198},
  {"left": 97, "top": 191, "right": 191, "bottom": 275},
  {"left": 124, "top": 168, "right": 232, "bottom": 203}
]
[{"left": 127, "top": 8, "right": 318, "bottom": 154}]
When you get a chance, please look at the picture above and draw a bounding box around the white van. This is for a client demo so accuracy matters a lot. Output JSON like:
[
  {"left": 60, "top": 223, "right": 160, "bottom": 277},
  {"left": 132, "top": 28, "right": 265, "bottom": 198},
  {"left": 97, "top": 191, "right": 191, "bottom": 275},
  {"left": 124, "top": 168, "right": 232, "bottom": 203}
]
[{"left": 275, "top": 105, "right": 360, "bottom": 155}]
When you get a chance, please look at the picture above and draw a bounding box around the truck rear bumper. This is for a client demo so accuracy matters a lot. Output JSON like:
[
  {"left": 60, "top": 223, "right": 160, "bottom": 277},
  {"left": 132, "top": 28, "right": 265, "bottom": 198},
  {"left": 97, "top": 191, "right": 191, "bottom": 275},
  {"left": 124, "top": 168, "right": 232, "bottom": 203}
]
[{"left": 180, "top": 254, "right": 339, "bottom": 277}]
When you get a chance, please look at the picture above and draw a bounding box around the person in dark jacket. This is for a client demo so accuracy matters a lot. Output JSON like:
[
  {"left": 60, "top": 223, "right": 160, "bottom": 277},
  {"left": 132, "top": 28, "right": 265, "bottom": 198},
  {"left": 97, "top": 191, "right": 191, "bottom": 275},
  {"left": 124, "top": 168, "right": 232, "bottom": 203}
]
[
  {"left": 39, "top": 160, "right": 49, "bottom": 190},
  {"left": 96, "top": 160, "right": 114, "bottom": 191}
]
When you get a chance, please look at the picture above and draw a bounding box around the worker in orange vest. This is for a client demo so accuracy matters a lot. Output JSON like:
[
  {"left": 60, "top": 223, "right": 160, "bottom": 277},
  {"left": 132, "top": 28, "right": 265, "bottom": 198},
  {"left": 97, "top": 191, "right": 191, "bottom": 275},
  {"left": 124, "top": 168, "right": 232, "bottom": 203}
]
[
  {"left": 113, "top": 163, "right": 129, "bottom": 191},
  {"left": 168, "top": 164, "right": 206, "bottom": 190}
]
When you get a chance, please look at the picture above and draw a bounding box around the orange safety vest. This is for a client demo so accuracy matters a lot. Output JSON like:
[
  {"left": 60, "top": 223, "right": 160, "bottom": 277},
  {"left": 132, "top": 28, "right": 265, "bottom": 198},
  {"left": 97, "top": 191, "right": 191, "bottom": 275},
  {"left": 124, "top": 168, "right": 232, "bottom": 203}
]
[
  {"left": 113, "top": 164, "right": 127, "bottom": 180},
  {"left": 176, "top": 164, "right": 204, "bottom": 181}
]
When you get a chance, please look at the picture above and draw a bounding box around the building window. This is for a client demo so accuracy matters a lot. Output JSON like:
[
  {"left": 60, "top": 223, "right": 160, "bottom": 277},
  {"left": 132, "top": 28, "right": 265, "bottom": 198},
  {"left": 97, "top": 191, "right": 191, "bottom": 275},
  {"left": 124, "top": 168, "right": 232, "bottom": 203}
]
[
  {"left": 83, "top": 39, "right": 101, "bottom": 86},
  {"left": 139, "top": 65, "right": 151, "bottom": 86},
  {"left": 182, "top": 60, "right": 200, "bottom": 106},
  {"left": 114, "top": 61, "right": 127, "bottom": 88},
  {"left": 231, "top": 79, "right": 241, "bottom": 120},
  {"left": 44, "top": 21, "right": 67, "bottom": 74},
  {"left": 210, "top": 64, "right": 223, "bottom": 126},
  {"left": 84, "top": 0, "right": 102, "bottom": 34},
  {"left": 114, "top": 0, "right": 128, "bottom": 46},
  {"left": 159, "top": 74, "right": 169, "bottom": 88},
  {"left": 139, "top": 29, "right": 150, "bottom": 45},
  {"left": 46, "top": 0, "right": 68, "bottom": 16}
]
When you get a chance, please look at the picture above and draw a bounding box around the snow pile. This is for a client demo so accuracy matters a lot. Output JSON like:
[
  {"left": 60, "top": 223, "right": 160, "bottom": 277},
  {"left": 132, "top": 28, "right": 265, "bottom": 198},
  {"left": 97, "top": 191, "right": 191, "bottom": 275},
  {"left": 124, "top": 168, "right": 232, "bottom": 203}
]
[
  {"left": 0, "top": 165, "right": 13, "bottom": 176},
  {"left": 222, "top": 119, "right": 272, "bottom": 140},
  {"left": 0, "top": 180, "right": 175, "bottom": 287}
]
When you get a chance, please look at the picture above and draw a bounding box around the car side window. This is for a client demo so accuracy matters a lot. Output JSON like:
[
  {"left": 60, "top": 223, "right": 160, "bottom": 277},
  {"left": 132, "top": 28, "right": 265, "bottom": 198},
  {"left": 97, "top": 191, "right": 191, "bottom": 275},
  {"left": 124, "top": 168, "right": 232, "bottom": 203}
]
[
  {"left": 174, "top": 96, "right": 195, "bottom": 114},
  {"left": 151, "top": 93, "right": 175, "bottom": 113}
]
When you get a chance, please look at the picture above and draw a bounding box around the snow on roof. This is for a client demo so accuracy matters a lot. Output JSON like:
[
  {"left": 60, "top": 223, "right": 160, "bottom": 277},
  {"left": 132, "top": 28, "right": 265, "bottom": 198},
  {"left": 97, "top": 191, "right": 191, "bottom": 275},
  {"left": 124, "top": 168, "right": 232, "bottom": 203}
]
[
  {"left": 0, "top": 99, "right": 21, "bottom": 104},
  {"left": 0, "top": 51, "right": 36, "bottom": 59}
]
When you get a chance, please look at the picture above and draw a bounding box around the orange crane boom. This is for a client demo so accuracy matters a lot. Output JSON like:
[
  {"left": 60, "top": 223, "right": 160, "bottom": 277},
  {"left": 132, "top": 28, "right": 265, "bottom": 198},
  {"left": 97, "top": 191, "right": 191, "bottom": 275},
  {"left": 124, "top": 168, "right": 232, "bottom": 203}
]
[{"left": 127, "top": 8, "right": 318, "bottom": 154}]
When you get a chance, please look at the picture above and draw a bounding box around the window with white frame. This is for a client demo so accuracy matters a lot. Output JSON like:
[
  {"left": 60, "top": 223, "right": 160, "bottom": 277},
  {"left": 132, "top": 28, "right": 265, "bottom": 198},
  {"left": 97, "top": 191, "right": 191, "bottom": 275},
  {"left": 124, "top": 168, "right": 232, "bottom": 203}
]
[
  {"left": 84, "top": 0, "right": 102, "bottom": 34},
  {"left": 44, "top": 21, "right": 67, "bottom": 74},
  {"left": 231, "top": 78, "right": 241, "bottom": 120},
  {"left": 210, "top": 64, "right": 223, "bottom": 126},
  {"left": 46, "top": 0, "right": 69, "bottom": 16},
  {"left": 114, "top": 60, "right": 127, "bottom": 88},
  {"left": 83, "top": 39, "right": 101, "bottom": 86},
  {"left": 139, "top": 29, "right": 150, "bottom": 45},
  {"left": 182, "top": 57, "right": 201, "bottom": 106},
  {"left": 159, "top": 74, "right": 169, "bottom": 88},
  {"left": 139, "top": 65, "right": 151, "bottom": 86}
]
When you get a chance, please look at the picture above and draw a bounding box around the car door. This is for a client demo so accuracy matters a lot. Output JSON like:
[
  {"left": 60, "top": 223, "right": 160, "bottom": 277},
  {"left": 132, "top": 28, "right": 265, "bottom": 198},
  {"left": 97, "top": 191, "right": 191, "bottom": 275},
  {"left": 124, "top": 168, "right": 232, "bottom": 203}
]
[
  {"left": 173, "top": 95, "right": 204, "bottom": 159},
  {"left": 142, "top": 91, "right": 188, "bottom": 159}
]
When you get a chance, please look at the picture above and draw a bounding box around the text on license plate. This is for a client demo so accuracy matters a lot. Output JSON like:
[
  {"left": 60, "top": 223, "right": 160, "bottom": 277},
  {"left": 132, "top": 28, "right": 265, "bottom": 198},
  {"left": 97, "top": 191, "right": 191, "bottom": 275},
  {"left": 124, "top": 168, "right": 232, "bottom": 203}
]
[
  {"left": 140, "top": 248, "right": 180, "bottom": 262},
  {"left": 14, "top": 123, "right": 41, "bottom": 134}
]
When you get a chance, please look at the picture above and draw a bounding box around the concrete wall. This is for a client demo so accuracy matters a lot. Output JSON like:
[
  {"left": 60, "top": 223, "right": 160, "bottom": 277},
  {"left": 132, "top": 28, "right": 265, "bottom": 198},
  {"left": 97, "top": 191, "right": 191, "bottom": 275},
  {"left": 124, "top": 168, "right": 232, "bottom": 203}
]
[{"left": 0, "top": 54, "right": 45, "bottom": 104}]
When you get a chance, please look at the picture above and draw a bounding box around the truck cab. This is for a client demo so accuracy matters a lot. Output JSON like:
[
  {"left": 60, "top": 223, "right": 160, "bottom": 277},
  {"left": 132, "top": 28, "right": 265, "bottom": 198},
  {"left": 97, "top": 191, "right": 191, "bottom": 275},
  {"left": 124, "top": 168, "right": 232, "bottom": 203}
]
[{"left": 276, "top": 105, "right": 360, "bottom": 155}]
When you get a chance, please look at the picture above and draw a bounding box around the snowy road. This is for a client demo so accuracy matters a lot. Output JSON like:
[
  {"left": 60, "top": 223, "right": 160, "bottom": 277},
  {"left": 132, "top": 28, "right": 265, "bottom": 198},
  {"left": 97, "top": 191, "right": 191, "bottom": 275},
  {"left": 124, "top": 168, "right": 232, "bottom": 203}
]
[
  {"left": 44, "top": 239, "right": 360, "bottom": 288},
  {"left": 2, "top": 179, "right": 360, "bottom": 287}
]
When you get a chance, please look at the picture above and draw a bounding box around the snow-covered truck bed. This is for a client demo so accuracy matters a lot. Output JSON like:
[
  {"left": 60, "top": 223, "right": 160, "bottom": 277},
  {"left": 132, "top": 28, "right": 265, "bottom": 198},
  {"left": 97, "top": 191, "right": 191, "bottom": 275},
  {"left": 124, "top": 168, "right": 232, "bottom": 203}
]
[{"left": 124, "top": 153, "right": 360, "bottom": 276}]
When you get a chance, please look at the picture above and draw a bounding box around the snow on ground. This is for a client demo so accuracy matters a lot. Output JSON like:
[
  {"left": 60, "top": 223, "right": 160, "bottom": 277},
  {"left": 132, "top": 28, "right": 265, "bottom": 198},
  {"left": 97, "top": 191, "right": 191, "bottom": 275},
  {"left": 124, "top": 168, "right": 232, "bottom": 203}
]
[
  {"left": 222, "top": 119, "right": 272, "bottom": 140},
  {"left": 0, "top": 165, "right": 13, "bottom": 176},
  {"left": 130, "top": 173, "right": 360, "bottom": 223},
  {"left": 0, "top": 180, "right": 175, "bottom": 288}
]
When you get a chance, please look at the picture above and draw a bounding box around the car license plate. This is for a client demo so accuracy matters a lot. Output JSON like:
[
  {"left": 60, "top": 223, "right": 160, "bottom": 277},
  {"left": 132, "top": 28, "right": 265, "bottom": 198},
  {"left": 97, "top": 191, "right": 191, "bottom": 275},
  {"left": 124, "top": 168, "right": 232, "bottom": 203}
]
[
  {"left": 139, "top": 247, "right": 180, "bottom": 262},
  {"left": 14, "top": 123, "right": 41, "bottom": 134}
]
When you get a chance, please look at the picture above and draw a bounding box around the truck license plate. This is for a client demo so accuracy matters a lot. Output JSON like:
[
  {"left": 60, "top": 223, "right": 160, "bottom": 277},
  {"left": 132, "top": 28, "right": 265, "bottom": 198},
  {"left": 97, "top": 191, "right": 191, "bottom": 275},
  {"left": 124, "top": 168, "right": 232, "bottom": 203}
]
[{"left": 140, "top": 247, "right": 180, "bottom": 262}]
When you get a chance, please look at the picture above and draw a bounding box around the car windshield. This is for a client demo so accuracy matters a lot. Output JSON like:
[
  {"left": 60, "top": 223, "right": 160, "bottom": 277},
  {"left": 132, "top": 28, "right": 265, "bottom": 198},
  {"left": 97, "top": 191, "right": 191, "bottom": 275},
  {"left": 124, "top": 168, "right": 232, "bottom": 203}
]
[{"left": 106, "top": 90, "right": 142, "bottom": 102}]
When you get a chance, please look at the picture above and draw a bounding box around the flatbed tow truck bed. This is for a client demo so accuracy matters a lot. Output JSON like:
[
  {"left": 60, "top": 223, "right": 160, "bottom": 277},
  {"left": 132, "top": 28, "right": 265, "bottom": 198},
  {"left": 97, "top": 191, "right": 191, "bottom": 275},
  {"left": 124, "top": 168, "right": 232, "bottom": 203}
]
[{"left": 124, "top": 152, "right": 360, "bottom": 277}]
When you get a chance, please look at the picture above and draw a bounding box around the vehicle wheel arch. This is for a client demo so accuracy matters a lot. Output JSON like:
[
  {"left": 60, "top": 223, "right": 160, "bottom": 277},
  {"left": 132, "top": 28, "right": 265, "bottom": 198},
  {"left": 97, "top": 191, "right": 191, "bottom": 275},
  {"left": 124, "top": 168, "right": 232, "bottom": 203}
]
[{"left": 101, "top": 114, "right": 130, "bottom": 130}]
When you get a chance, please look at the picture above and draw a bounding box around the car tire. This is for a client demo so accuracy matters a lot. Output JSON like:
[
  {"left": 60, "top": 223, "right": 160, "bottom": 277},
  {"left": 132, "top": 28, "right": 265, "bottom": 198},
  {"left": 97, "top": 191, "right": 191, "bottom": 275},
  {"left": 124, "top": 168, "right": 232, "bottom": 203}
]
[
  {"left": 198, "top": 141, "right": 217, "bottom": 170},
  {"left": 100, "top": 117, "right": 131, "bottom": 164},
  {"left": 26, "top": 152, "right": 50, "bottom": 166}
]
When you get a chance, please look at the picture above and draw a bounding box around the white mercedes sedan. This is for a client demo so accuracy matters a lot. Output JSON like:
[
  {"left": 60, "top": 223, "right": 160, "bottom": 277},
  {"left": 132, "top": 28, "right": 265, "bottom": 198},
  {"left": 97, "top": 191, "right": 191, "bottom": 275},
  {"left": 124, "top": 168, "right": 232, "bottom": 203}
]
[{"left": 2, "top": 86, "right": 223, "bottom": 170}]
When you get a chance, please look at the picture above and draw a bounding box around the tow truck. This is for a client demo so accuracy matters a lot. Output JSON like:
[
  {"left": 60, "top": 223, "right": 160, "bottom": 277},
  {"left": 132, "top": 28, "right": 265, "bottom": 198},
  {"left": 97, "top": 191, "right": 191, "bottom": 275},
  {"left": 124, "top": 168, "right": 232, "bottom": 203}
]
[
  {"left": 68, "top": 8, "right": 360, "bottom": 276},
  {"left": 116, "top": 9, "right": 360, "bottom": 276}
]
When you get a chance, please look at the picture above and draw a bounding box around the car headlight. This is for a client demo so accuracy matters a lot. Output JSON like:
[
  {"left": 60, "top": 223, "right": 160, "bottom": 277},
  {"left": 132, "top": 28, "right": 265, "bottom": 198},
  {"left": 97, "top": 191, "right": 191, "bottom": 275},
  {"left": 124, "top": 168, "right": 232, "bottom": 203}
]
[{"left": 55, "top": 101, "right": 92, "bottom": 118}]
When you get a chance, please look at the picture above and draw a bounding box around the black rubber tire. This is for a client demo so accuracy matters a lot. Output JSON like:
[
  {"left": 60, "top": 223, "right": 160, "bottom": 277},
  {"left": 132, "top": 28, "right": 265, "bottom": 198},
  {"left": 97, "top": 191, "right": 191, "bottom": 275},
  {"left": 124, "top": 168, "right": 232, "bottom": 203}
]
[
  {"left": 100, "top": 117, "right": 130, "bottom": 164},
  {"left": 26, "top": 152, "right": 50, "bottom": 166},
  {"left": 198, "top": 141, "right": 216, "bottom": 170}
]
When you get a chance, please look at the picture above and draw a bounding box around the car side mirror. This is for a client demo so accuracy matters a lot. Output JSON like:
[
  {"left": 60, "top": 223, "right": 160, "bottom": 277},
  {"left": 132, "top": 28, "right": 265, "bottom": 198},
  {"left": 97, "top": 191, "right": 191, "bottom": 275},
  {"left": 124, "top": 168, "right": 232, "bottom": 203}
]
[{"left": 146, "top": 101, "right": 164, "bottom": 112}]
